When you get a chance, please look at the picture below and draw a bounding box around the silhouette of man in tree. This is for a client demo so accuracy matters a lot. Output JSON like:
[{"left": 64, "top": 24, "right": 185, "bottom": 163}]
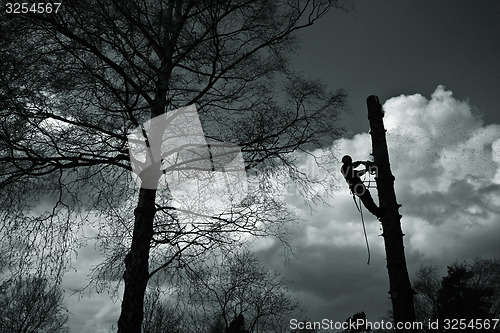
[{"left": 341, "top": 155, "right": 381, "bottom": 218}]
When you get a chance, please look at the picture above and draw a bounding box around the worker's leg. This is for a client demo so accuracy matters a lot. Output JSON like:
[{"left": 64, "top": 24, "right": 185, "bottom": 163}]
[
  {"left": 360, "top": 191, "right": 381, "bottom": 217},
  {"left": 352, "top": 182, "right": 380, "bottom": 217}
]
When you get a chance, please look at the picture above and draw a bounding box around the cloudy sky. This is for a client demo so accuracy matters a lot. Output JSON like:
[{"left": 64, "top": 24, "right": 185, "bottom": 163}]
[
  {"left": 60, "top": 1, "right": 500, "bottom": 331},
  {"left": 256, "top": 85, "right": 500, "bottom": 324}
]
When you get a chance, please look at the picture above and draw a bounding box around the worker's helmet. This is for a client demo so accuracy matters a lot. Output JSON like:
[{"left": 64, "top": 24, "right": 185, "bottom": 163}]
[{"left": 342, "top": 155, "right": 352, "bottom": 164}]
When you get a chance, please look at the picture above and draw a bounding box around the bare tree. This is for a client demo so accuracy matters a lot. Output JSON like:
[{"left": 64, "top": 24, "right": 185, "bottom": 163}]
[
  {"left": 141, "top": 287, "right": 184, "bottom": 333},
  {"left": 0, "top": 276, "right": 69, "bottom": 333},
  {"left": 1, "top": 1, "right": 349, "bottom": 332},
  {"left": 412, "top": 265, "right": 440, "bottom": 325},
  {"left": 172, "top": 250, "right": 301, "bottom": 333}
]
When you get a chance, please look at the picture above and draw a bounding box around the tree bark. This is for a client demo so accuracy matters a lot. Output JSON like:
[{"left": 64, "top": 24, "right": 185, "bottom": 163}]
[
  {"left": 117, "top": 49, "right": 171, "bottom": 331},
  {"left": 117, "top": 187, "right": 156, "bottom": 333},
  {"left": 367, "top": 95, "right": 415, "bottom": 331}
]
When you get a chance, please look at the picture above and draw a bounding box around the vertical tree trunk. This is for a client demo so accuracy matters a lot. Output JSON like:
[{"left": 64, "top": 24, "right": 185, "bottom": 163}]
[
  {"left": 117, "top": 54, "right": 171, "bottom": 331},
  {"left": 367, "top": 95, "right": 415, "bottom": 331},
  {"left": 117, "top": 187, "right": 156, "bottom": 333}
]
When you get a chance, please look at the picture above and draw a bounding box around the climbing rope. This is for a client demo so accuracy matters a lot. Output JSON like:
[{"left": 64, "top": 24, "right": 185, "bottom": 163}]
[
  {"left": 352, "top": 194, "right": 371, "bottom": 265},
  {"left": 350, "top": 165, "right": 375, "bottom": 265}
]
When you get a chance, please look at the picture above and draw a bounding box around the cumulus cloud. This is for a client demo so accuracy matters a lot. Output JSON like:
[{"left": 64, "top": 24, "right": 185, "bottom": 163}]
[
  {"left": 320, "top": 85, "right": 500, "bottom": 261},
  {"left": 381, "top": 85, "right": 500, "bottom": 260},
  {"left": 257, "top": 85, "right": 500, "bottom": 323},
  {"left": 384, "top": 86, "right": 499, "bottom": 192}
]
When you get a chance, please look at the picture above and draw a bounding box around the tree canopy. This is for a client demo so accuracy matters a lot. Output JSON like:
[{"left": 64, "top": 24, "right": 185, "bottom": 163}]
[
  {"left": 1, "top": 0, "right": 349, "bottom": 331},
  {"left": 412, "top": 258, "right": 500, "bottom": 333}
]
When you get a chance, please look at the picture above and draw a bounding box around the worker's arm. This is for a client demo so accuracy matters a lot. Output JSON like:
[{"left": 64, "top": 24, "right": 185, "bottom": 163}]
[
  {"left": 356, "top": 169, "right": 366, "bottom": 177},
  {"left": 353, "top": 161, "right": 368, "bottom": 168},
  {"left": 353, "top": 161, "right": 369, "bottom": 177}
]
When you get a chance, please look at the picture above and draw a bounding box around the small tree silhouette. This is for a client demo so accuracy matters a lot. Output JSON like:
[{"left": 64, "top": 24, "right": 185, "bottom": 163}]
[
  {"left": 0, "top": 276, "right": 69, "bottom": 333},
  {"left": 343, "top": 312, "right": 371, "bottom": 333},
  {"left": 435, "top": 264, "right": 495, "bottom": 331}
]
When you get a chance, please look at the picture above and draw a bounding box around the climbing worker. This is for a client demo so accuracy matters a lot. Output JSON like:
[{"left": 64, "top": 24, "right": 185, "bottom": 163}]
[{"left": 340, "top": 155, "right": 382, "bottom": 218}]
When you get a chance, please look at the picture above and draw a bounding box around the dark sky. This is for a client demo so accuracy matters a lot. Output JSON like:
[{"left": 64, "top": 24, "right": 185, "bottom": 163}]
[
  {"left": 60, "top": 1, "right": 500, "bottom": 331},
  {"left": 293, "top": 0, "right": 500, "bottom": 137}
]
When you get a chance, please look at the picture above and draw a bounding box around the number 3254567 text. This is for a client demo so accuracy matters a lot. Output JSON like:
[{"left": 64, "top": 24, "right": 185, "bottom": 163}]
[{"left": 5, "top": 2, "right": 62, "bottom": 14}]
